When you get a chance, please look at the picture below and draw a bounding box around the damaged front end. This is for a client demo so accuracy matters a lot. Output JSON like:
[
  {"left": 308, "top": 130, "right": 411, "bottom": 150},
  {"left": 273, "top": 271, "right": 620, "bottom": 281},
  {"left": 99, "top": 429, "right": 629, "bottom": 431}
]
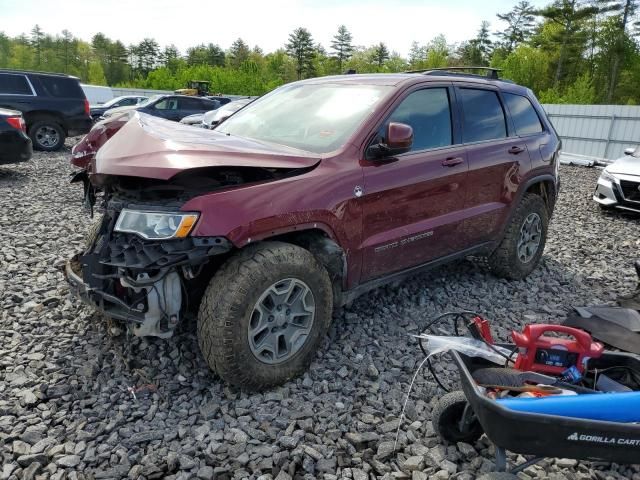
[{"left": 65, "top": 193, "right": 232, "bottom": 338}]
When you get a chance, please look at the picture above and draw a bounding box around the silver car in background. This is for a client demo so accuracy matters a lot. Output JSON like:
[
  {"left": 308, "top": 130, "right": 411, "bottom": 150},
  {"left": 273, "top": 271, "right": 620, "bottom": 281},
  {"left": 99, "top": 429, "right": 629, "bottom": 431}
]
[{"left": 594, "top": 146, "right": 640, "bottom": 213}]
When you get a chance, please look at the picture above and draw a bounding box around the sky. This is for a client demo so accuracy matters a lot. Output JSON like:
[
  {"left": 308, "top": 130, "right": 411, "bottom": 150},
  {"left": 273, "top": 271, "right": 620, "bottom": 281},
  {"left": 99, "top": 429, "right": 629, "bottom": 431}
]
[{"left": 0, "top": 0, "right": 549, "bottom": 57}]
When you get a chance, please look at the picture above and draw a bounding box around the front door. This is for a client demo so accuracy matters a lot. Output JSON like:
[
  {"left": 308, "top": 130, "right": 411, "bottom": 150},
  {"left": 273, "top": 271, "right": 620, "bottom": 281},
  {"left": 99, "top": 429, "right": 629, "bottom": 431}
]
[{"left": 359, "top": 85, "right": 469, "bottom": 281}]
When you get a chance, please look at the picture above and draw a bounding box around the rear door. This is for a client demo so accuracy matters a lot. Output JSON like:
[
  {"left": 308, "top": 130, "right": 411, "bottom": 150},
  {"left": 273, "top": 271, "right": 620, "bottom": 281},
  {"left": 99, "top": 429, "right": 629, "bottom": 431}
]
[
  {"left": 177, "top": 97, "right": 211, "bottom": 120},
  {"left": 150, "top": 97, "right": 180, "bottom": 121},
  {"left": 455, "top": 85, "right": 531, "bottom": 244},
  {"left": 359, "top": 84, "right": 469, "bottom": 281}
]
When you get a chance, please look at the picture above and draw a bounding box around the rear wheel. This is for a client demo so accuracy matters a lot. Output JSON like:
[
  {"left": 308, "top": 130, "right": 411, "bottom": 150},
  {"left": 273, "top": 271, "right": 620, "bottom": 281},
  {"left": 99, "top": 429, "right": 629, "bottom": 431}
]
[
  {"left": 488, "top": 193, "right": 548, "bottom": 280},
  {"left": 197, "top": 242, "right": 333, "bottom": 390},
  {"left": 29, "top": 120, "right": 66, "bottom": 151}
]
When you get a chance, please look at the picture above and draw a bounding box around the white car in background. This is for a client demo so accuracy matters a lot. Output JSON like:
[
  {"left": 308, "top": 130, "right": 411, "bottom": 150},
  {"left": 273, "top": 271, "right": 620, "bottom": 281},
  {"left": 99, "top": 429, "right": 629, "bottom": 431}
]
[{"left": 594, "top": 146, "right": 640, "bottom": 213}]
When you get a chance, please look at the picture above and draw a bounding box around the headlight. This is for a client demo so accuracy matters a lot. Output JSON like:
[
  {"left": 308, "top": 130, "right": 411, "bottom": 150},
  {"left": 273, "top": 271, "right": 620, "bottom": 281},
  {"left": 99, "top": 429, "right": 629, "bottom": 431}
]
[
  {"left": 600, "top": 169, "right": 617, "bottom": 183},
  {"left": 114, "top": 209, "right": 199, "bottom": 240}
]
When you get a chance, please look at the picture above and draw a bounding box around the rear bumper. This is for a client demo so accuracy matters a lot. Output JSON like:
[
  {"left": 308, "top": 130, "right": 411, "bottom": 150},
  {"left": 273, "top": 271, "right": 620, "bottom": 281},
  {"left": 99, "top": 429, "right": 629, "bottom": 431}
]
[{"left": 0, "top": 130, "right": 32, "bottom": 164}]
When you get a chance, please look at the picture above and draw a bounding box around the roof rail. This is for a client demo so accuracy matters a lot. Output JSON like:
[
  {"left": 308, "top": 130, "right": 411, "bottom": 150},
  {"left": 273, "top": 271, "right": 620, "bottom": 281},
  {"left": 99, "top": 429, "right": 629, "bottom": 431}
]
[{"left": 406, "top": 66, "right": 502, "bottom": 80}]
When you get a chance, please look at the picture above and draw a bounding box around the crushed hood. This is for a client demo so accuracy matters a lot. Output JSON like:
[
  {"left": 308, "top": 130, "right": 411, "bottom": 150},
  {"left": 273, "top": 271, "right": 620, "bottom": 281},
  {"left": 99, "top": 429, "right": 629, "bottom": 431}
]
[{"left": 95, "top": 112, "right": 321, "bottom": 180}]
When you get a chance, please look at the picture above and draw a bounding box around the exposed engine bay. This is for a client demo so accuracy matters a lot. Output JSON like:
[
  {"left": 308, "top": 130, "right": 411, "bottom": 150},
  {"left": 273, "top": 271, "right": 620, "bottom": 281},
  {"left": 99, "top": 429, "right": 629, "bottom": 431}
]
[{"left": 66, "top": 164, "right": 313, "bottom": 338}]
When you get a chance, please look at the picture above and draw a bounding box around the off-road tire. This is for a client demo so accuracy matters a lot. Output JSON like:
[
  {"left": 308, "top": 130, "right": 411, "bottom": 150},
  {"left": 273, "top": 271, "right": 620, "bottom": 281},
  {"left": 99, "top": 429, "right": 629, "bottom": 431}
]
[
  {"left": 29, "top": 120, "right": 66, "bottom": 151},
  {"left": 488, "top": 193, "right": 548, "bottom": 280},
  {"left": 432, "top": 390, "right": 483, "bottom": 444},
  {"left": 197, "top": 241, "right": 333, "bottom": 390},
  {"left": 84, "top": 215, "right": 103, "bottom": 251}
]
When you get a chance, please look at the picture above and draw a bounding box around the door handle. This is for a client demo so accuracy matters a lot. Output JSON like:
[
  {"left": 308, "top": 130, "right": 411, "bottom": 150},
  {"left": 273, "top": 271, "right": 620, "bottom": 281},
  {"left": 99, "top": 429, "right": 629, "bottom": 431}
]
[
  {"left": 442, "top": 157, "right": 464, "bottom": 167},
  {"left": 509, "top": 146, "right": 525, "bottom": 155}
]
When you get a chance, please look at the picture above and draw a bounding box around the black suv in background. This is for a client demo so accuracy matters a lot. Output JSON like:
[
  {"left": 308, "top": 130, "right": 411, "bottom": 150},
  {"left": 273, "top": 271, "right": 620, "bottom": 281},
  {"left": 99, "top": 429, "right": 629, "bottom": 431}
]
[{"left": 0, "top": 69, "right": 92, "bottom": 151}]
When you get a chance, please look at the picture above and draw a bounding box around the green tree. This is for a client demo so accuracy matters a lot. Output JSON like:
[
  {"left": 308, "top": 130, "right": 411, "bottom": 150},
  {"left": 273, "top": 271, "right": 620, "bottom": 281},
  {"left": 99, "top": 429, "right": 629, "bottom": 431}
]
[
  {"left": 30, "top": 24, "right": 44, "bottom": 68},
  {"left": 372, "top": 42, "right": 390, "bottom": 68},
  {"left": 596, "top": 0, "right": 640, "bottom": 101},
  {"left": 229, "top": 38, "right": 250, "bottom": 68},
  {"left": 537, "top": 0, "right": 598, "bottom": 86},
  {"left": 408, "top": 41, "right": 427, "bottom": 69},
  {"left": 330, "top": 25, "right": 354, "bottom": 72},
  {"left": 471, "top": 21, "right": 493, "bottom": 65},
  {"left": 496, "top": 1, "right": 537, "bottom": 52},
  {"left": 286, "top": 27, "right": 316, "bottom": 79},
  {"left": 87, "top": 61, "right": 107, "bottom": 85}
]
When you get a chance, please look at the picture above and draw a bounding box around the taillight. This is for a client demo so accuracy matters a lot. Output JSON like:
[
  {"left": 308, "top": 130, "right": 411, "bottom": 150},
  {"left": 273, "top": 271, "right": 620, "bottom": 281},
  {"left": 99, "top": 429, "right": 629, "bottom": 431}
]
[
  {"left": 84, "top": 99, "right": 90, "bottom": 116},
  {"left": 6, "top": 116, "right": 26, "bottom": 132}
]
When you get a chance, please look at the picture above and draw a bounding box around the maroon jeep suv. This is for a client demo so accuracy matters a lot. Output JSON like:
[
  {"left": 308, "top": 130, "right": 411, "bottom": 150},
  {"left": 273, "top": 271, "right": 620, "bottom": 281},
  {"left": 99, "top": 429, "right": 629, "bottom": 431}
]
[{"left": 66, "top": 69, "right": 560, "bottom": 390}]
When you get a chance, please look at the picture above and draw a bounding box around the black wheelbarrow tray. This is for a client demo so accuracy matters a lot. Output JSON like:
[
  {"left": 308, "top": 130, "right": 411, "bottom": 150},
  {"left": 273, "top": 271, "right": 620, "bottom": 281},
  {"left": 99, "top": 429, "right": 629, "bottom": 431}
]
[{"left": 433, "top": 348, "right": 640, "bottom": 476}]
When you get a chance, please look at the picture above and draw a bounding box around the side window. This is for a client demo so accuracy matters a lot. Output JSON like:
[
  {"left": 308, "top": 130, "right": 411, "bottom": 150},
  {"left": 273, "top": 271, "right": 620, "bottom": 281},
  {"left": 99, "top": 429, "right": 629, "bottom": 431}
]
[
  {"left": 459, "top": 88, "right": 507, "bottom": 143},
  {"left": 179, "top": 98, "right": 205, "bottom": 110},
  {"left": 385, "top": 88, "right": 452, "bottom": 151},
  {"left": 503, "top": 93, "right": 543, "bottom": 136},
  {"left": 0, "top": 74, "right": 33, "bottom": 95},
  {"left": 154, "top": 98, "right": 178, "bottom": 110},
  {"left": 120, "top": 98, "right": 136, "bottom": 106},
  {"left": 39, "top": 77, "right": 84, "bottom": 98}
]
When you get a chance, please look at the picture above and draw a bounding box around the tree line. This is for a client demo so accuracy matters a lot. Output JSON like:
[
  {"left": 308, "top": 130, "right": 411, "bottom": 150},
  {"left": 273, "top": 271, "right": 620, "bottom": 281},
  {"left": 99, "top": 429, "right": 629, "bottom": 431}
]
[{"left": 1, "top": 0, "right": 640, "bottom": 104}]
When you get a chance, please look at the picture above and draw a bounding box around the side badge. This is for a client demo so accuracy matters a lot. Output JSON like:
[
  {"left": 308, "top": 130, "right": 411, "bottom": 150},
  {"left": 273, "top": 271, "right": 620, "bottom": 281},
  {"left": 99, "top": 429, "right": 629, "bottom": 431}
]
[{"left": 354, "top": 186, "right": 363, "bottom": 198}]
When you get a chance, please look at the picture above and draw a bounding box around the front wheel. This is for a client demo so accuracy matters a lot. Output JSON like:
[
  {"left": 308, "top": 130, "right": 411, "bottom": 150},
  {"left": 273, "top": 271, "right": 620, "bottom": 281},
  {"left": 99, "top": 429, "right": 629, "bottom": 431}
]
[
  {"left": 197, "top": 242, "right": 333, "bottom": 390},
  {"left": 488, "top": 193, "right": 548, "bottom": 280}
]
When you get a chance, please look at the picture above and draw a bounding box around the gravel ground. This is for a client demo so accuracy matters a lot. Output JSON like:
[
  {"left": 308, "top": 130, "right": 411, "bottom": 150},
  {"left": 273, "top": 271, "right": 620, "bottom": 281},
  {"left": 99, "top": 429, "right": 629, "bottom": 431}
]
[{"left": 1, "top": 143, "right": 640, "bottom": 480}]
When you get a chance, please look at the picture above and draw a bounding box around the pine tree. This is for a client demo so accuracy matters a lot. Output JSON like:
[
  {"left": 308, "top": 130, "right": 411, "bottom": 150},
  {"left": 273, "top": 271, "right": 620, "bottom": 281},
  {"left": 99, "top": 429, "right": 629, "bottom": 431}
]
[
  {"left": 372, "top": 42, "right": 390, "bottom": 68},
  {"left": 596, "top": 0, "right": 640, "bottom": 100},
  {"left": 469, "top": 21, "right": 493, "bottom": 65},
  {"left": 537, "top": 0, "right": 598, "bottom": 86},
  {"left": 330, "top": 25, "right": 354, "bottom": 71},
  {"left": 496, "top": 1, "right": 537, "bottom": 52},
  {"left": 229, "top": 38, "right": 250, "bottom": 68},
  {"left": 408, "top": 41, "right": 427, "bottom": 69},
  {"left": 286, "top": 27, "right": 316, "bottom": 79},
  {"left": 30, "top": 24, "right": 44, "bottom": 68}
]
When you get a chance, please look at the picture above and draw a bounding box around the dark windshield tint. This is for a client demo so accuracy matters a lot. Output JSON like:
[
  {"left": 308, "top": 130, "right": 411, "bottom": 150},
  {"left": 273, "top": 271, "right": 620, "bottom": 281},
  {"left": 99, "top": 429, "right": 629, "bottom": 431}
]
[
  {"left": 39, "top": 76, "right": 84, "bottom": 98},
  {"left": 387, "top": 88, "right": 452, "bottom": 151},
  {"left": 0, "top": 73, "right": 33, "bottom": 95},
  {"left": 459, "top": 89, "right": 506, "bottom": 143},
  {"left": 503, "top": 93, "right": 543, "bottom": 135}
]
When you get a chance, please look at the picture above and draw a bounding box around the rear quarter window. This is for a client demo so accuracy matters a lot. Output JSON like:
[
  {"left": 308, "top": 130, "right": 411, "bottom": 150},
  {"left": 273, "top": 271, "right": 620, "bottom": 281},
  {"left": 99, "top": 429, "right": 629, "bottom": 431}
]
[
  {"left": 503, "top": 92, "right": 543, "bottom": 135},
  {"left": 38, "top": 76, "right": 85, "bottom": 98},
  {"left": 0, "top": 73, "right": 33, "bottom": 95}
]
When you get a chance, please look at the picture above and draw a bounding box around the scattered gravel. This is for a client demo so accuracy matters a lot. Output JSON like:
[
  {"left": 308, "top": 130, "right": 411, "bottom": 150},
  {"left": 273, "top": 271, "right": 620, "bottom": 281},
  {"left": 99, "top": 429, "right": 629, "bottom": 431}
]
[{"left": 1, "top": 144, "right": 639, "bottom": 480}]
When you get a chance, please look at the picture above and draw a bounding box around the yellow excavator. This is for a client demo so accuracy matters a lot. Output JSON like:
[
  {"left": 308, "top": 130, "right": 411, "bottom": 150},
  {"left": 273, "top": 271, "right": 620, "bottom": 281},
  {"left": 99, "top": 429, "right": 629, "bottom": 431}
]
[{"left": 174, "top": 80, "right": 210, "bottom": 96}]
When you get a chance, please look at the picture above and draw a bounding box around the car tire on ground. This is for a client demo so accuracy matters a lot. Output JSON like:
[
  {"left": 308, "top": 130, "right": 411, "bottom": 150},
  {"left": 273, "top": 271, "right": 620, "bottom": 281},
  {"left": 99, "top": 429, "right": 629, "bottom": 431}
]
[
  {"left": 29, "top": 120, "right": 66, "bottom": 151},
  {"left": 432, "top": 390, "right": 483, "bottom": 444},
  {"left": 197, "top": 241, "right": 333, "bottom": 390},
  {"left": 488, "top": 193, "right": 548, "bottom": 280}
]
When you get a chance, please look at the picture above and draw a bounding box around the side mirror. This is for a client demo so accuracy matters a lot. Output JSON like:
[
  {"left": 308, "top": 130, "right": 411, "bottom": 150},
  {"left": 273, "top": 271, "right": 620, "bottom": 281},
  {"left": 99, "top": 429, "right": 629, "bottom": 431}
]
[
  {"left": 367, "top": 122, "right": 413, "bottom": 160},
  {"left": 624, "top": 147, "right": 635, "bottom": 156}
]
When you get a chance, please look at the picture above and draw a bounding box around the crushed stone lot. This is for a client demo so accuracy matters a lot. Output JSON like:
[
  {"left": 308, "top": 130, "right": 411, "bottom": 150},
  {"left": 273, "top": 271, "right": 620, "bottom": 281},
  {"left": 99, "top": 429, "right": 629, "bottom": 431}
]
[{"left": 1, "top": 143, "right": 640, "bottom": 480}]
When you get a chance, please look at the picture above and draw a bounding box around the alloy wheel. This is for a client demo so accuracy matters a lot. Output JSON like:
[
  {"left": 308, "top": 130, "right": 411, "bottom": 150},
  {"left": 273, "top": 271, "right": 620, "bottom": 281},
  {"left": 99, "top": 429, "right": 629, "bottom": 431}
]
[
  {"left": 517, "top": 212, "right": 542, "bottom": 263},
  {"left": 35, "top": 126, "right": 60, "bottom": 148},
  {"left": 248, "top": 278, "right": 315, "bottom": 364}
]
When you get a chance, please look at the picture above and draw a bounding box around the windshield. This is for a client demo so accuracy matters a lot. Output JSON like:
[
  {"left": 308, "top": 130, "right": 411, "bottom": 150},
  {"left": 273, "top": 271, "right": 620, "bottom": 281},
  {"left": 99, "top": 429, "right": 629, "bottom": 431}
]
[
  {"left": 218, "top": 83, "right": 391, "bottom": 154},
  {"left": 137, "top": 95, "right": 163, "bottom": 108},
  {"left": 102, "top": 96, "right": 126, "bottom": 108}
]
